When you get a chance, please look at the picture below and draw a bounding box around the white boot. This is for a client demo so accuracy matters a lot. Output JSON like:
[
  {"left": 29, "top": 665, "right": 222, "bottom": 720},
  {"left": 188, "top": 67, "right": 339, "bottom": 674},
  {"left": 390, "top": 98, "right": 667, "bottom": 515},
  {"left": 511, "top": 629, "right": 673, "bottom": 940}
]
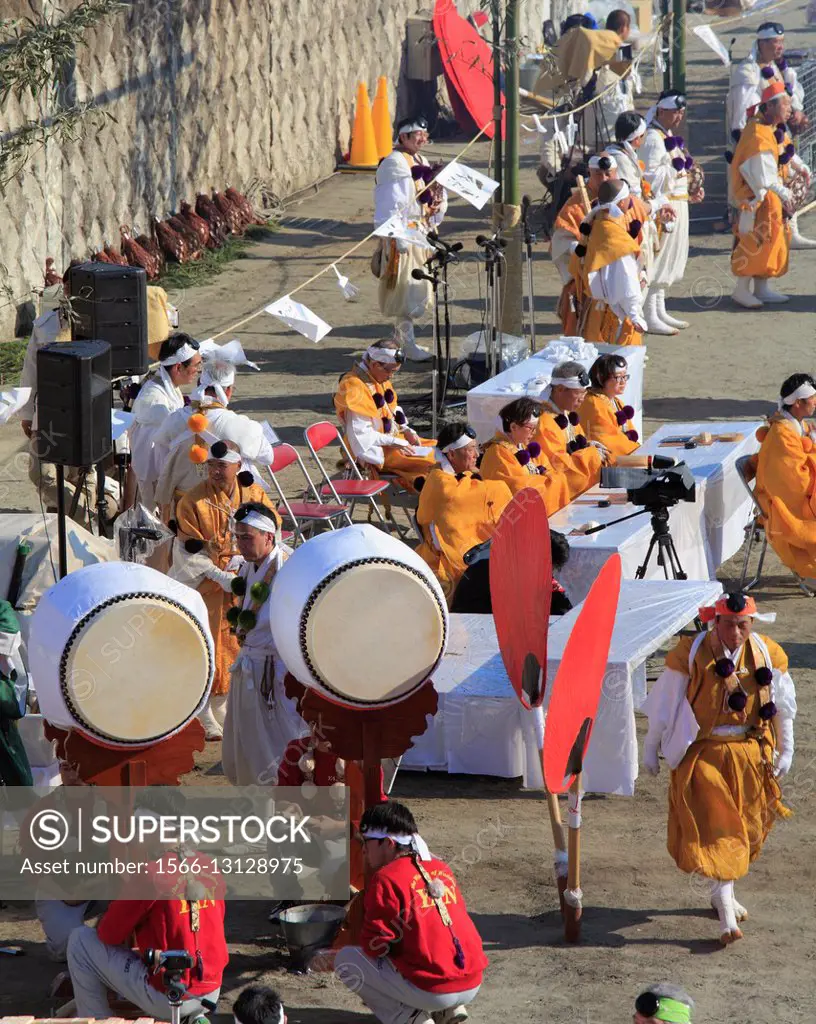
[
  {"left": 711, "top": 888, "right": 748, "bottom": 921},
  {"left": 789, "top": 213, "right": 816, "bottom": 250},
  {"left": 753, "top": 277, "right": 790, "bottom": 303},
  {"left": 198, "top": 701, "right": 223, "bottom": 741},
  {"left": 656, "top": 289, "right": 689, "bottom": 329},
  {"left": 731, "top": 277, "right": 763, "bottom": 309},
  {"left": 643, "top": 289, "right": 678, "bottom": 335},
  {"left": 710, "top": 879, "right": 743, "bottom": 945},
  {"left": 211, "top": 693, "right": 229, "bottom": 728},
  {"left": 396, "top": 320, "right": 432, "bottom": 361}
]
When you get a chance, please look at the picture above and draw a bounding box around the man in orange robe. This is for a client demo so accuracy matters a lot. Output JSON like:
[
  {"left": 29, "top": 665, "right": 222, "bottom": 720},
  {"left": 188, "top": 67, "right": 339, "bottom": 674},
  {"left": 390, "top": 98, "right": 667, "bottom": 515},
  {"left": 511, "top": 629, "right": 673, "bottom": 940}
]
[
  {"left": 480, "top": 397, "right": 571, "bottom": 513},
  {"left": 755, "top": 373, "right": 816, "bottom": 578},
  {"left": 730, "top": 81, "right": 808, "bottom": 307},
  {"left": 534, "top": 362, "right": 605, "bottom": 499},
  {"left": 334, "top": 339, "right": 436, "bottom": 490},
  {"left": 570, "top": 179, "right": 647, "bottom": 345},
  {"left": 174, "top": 439, "right": 277, "bottom": 739},
  {"left": 416, "top": 422, "right": 512, "bottom": 606}
]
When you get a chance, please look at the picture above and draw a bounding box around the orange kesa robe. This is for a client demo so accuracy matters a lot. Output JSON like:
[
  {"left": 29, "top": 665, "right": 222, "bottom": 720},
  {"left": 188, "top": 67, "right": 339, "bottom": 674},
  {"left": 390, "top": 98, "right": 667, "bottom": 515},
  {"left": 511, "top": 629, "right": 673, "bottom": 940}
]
[
  {"left": 479, "top": 434, "right": 571, "bottom": 514},
  {"left": 580, "top": 391, "right": 640, "bottom": 456},
  {"left": 533, "top": 405, "right": 603, "bottom": 499}
]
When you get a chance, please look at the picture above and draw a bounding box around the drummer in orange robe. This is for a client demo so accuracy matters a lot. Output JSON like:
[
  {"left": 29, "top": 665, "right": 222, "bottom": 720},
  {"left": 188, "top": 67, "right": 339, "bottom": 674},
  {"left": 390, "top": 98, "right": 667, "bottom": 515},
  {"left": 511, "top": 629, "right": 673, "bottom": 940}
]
[
  {"left": 174, "top": 439, "right": 277, "bottom": 740},
  {"left": 334, "top": 338, "right": 436, "bottom": 491},
  {"left": 534, "top": 362, "right": 606, "bottom": 500},
  {"left": 580, "top": 353, "right": 641, "bottom": 456},
  {"left": 569, "top": 178, "right": 648, "bottom": 345},
  {"left": 416, "top": 422, "right": 512, "bottom": 606},
  {"left": 755, "top": 372, "right": 816, "bottom": 579},
  {"left": 480, "top": 397, "right": 571, "bottom": 514}
]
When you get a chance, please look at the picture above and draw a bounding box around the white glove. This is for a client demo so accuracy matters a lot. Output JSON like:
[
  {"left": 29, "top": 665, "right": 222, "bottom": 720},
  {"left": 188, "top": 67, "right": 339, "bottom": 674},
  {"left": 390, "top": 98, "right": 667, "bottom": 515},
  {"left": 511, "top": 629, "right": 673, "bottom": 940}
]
[
  {"left": 774, "top": 715, "right": 794, "bottom": 778},
  {"left": 634, "top": 319, "right": 648, "bottom": 334},
  {"left": 643, "top": 737, "right": 661, "bottom": 776},
  {"left": 206, "top": 566, "right": 238, "bottom": 592}
]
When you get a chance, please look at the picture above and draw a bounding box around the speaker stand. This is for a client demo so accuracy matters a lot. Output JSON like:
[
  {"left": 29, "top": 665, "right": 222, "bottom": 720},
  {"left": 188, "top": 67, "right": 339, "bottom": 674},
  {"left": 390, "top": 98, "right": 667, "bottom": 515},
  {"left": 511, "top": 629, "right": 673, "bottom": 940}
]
[{"left": 56, "top": 464, "right": 68, "bottom": 580}]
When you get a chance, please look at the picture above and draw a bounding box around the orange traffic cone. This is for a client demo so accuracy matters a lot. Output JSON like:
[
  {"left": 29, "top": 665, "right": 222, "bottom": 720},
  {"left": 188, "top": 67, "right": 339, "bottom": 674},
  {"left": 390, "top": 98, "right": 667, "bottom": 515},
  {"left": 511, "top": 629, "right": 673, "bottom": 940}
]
[
  {"left": 372, "top": 76, "right": 393, "bottom": 160},
  {"left": 341, "top": 82, "right": 379, "bottom": 172}
]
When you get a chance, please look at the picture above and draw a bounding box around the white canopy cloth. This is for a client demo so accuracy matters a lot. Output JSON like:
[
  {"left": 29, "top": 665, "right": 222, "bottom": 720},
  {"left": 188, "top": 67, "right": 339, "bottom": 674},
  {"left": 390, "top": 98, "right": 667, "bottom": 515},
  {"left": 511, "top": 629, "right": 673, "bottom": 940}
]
[
  {"left": 466, "top": 340, "right": 647, "bottom": 443},
  {"left": 401, "top": 579, "right": 722, "bottom": 795}
]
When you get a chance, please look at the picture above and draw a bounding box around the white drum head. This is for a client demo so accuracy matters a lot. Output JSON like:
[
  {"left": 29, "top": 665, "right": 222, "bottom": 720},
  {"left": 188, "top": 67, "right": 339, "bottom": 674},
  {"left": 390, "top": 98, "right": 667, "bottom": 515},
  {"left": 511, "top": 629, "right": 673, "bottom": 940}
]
[
  {"left": 302, "top": 557, "right": 446, "bottom": 705},
  {"left": 62, "top": 594, "right": 212, "bottom": 745}
]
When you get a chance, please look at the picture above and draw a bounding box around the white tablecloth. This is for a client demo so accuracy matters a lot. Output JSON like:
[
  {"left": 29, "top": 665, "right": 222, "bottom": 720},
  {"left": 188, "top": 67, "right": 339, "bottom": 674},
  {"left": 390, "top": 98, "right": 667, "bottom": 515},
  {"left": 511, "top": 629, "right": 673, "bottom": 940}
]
[
  {"left": 466, "top": 340, "right": 647, "bottom": 443},
  {"left": 402, "top": 579, "right": 722, "bottom": 795}
]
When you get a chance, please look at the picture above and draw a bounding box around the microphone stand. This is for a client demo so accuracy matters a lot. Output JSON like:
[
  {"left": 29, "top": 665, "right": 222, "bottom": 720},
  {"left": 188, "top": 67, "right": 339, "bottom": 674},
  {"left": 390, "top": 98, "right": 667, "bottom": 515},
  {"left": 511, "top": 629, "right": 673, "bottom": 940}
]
[
  {"left": 521, "top": 195, "right": 537, "bottom": 353},
  {"left": 413, "top": 240, "right": 461, "bottom": 434},
  {"left": 476, "top": 234, "right": 506, "bottom": 378}
]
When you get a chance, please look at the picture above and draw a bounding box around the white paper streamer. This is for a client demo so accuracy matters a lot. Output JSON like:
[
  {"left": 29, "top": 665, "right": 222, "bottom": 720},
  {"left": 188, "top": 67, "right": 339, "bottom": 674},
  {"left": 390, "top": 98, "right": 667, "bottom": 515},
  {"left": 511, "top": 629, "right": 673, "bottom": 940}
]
[
  {"left": 332, "top": 264, "right": 360, "bottom": 302},
  {"left": 693, "top": 24, "right": 731, "bottom": 66},
  {"left": 373, "top": 213, "right": 434, "bottom": 250},
  {"left": 265, "top": 295, "right": 331, "bottom": 343},
  {"left": 435, "top": 160, "right": 499, "bottom": 210},
  {"left": 0, "top": 387, "right": 31, "bottom": 426}
]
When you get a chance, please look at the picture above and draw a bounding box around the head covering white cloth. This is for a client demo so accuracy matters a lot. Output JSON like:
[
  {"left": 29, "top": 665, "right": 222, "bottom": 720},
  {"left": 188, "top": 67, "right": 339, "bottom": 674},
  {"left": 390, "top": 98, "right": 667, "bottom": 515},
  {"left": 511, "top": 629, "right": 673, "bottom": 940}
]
[
  {"left": 361, "top": 828, "right": 432, "bottom": 861},
  {"left": 192, "top": 339, "right": 260, "bottom": 407},
  {"left": 161, "top": 342, "right": 199, "bottom": 367},
  {"left": 624, "top": 118, "right": 646, "bottom": 142},
  {"left": 756, "top": 22, "right": 784, "bottom": 39},
  {"left": 584, "top": 180, "right": 630, "bottom": 221},
  {"left": 779, "top": 382, "right": 816, "bottom": 409},
  {"left": 588, "top": 153, "right": 618, "bottom": 170},
  {"left": 235, "top": 510, "right": 277, "bottom": 534},
  {"left": 364, "top": 345, "right": 401, "bottom": 366}
]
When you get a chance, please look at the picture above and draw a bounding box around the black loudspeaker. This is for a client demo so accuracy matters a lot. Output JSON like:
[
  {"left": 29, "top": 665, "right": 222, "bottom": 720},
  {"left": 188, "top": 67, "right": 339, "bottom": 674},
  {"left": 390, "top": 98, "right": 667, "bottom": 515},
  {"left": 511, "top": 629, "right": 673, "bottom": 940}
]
[
  {"left": 68, "top": 262, "right": 148, "bottom": 377},
  {"left": 36, "top": 340, "right": 113, "bottom": 467}
]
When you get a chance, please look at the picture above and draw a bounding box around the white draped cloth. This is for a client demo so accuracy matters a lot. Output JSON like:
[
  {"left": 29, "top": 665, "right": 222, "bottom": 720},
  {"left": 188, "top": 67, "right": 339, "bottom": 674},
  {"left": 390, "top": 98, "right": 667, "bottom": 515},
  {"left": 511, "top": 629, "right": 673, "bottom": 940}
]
[
  {"left": 640, "top": 125, "right": 690, "bottom": 288},
  {"left": 221, "top": 549, "right": 309, "bottom": 787},
  {"left": 727, "top": 49, "right": 804, "bottom": 140},
  {"left": 587, "top": 253, "right": 645, "bottom": 330},
  {"left": 606, "top": 141, "right": 661, "bottom": 283},
  {"left": 128, "top": 367, "right": 184, "bottom": 507}
]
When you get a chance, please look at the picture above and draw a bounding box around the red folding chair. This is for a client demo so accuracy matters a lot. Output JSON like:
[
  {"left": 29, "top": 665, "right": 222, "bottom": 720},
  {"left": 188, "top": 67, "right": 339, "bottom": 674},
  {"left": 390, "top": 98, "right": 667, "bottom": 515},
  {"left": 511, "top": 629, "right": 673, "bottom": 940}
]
[
  {"left": 303, "top": 421, "right": 391, "bottom": 529},
  {"left": 267, "top": 442, "right": 352, "bottom": 544}
]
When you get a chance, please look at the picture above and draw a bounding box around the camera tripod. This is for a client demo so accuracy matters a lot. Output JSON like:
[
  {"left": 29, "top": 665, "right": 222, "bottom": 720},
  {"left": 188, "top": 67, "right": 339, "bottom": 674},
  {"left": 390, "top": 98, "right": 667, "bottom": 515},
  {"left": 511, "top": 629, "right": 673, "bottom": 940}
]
[{"left": 634, "top": 505, "right": 688, "bottom": 581}]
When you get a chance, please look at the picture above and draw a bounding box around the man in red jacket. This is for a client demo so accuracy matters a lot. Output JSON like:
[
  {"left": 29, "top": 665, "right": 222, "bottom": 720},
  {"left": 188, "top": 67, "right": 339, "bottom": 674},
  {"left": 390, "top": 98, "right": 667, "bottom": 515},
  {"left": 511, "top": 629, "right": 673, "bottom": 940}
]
[
  {"left": 66, "top": 838, "right": 228, "bottom": 1021},
  {"left": 335, "top": 800, "right": 487, "bottom": 1024}
]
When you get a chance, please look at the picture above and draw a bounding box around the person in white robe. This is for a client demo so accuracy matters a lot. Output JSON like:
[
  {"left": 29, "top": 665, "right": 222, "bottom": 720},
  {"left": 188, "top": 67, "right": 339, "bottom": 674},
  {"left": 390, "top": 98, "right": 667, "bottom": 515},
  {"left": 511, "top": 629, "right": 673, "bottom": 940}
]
[
  {"left": 640, "top": 91, "right": 696, "bottom": 335},
  {"left": 221, "top": 503, "right": 308, "bottom": 786},
  {"left": 726, "top": 21, "right": 815, "bottom": 249},
  {"left": 128, "top": 333, "right": 202, "bottom": 508},
  {"left": 373, "top": 116, "right": 447, "bottom": 361}
]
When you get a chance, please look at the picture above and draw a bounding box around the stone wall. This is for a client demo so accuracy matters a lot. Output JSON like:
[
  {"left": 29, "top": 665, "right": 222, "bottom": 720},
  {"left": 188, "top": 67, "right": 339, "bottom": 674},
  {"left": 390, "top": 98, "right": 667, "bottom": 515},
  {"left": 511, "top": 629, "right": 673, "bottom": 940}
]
[{"left": 0, "top": 0, "right": 548, "bottom": 336}]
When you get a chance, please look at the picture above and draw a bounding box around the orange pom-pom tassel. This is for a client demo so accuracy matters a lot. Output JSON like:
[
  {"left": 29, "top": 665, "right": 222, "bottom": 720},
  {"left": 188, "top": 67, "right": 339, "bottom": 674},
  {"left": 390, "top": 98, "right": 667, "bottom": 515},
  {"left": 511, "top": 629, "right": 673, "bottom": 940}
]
[
  {"left": 803, "top": 436, "right": 813, "bottom": 453},
  {"left": 188, "top": 412, "right": 209, "bottom": 433},
  {"left": 755, "top": 426, "right": 769, "bottom": 442},
  {"left": 189, "top": 443, "right": 209, "bottom": 464}
]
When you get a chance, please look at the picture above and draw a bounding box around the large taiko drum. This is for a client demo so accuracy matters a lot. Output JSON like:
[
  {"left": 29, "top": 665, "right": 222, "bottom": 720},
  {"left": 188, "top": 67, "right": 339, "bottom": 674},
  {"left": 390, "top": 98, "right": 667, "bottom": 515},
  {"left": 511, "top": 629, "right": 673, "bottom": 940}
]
[
  {"left": 270, "top": 524, "right": 448, "bottom": 708},
  {"left": 28, "top": 562, "right": 214, "bottom": 748}
]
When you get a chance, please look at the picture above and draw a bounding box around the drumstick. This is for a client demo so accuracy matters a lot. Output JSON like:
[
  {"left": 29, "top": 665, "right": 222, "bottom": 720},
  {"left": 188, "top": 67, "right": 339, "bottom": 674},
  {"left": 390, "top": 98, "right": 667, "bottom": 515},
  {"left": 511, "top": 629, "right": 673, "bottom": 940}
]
[
  {"left": 796, "top": 196, "right": 816, "bottom": 218},
  {"left": 564, "top": 773, "right": 583, "bottom": 943},
  {"left": 576, "top": 174, "right": 592, "bottom": 216},
  {"left": 533, "top": 706, "right": 568, "bottom": 912}
]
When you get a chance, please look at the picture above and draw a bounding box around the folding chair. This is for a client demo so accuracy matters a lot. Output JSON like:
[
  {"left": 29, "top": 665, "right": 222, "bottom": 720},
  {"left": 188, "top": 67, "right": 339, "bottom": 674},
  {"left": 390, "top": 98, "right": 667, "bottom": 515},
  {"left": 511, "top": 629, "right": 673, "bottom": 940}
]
[
  {"left": 267, "top": 443, "right": 352, "bottom": 545},
  {"left": 735, "top": 454, "right": 814, "bottom": 596},
  {"left": 303, "top": 421, "right": 392, "bottom": 529}
]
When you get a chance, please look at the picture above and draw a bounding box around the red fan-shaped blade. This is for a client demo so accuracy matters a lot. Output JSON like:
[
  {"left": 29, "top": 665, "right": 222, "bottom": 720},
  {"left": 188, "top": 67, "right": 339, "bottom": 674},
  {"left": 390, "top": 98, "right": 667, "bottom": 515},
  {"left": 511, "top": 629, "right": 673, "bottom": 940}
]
[
  {"left": 543, "top": 554, "right": 622, "bottom": 794},
  {"left": 489, "top": 488, "right": 552, "bottom": 709}
]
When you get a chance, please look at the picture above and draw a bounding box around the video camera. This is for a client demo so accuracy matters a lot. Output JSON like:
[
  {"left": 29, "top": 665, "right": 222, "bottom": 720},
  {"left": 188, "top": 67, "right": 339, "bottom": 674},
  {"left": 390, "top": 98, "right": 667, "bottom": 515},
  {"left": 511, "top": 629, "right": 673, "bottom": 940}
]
[
  {"left": 600, "top": 458, "right": 696, "bottom": 508},
  {"left": 144, "top": 949, "right": 196, "bottom": 1005}
]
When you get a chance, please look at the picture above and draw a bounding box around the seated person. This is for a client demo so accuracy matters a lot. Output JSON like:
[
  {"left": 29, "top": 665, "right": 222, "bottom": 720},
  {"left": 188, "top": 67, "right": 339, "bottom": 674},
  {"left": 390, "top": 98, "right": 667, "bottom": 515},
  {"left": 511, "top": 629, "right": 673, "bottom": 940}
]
[
  {"left": 334, "top": 338, "right": 436, "bottom": 490},
  {"left": 234, "top": 986, "right": 287, "bottom": 1024},
  {"left": 335, "top": 800, "right": 487, "bottom": 1024},
  {"left": 0, "top": 600, "right": 31, "bottom": 787},
  {"left": 569, "top": 178, "right": 647, "bottom": 346},
  {"left": 580, "top": 353, "right": 640, "bottom": 456},
  {"left": 416, "top": 422, "right": 512, "bottom": 606},
  {"left": 534, "top": 362, "right": 605, "bottom": 498},
  {"left": 550, "top": 529, "right": 574, "bottom": 616},
  {"left": 755, "top": 372, "right": 816, "bottom": 578},
  {"left": 480, "top": 398, "right": 571, "bottom": 514}
]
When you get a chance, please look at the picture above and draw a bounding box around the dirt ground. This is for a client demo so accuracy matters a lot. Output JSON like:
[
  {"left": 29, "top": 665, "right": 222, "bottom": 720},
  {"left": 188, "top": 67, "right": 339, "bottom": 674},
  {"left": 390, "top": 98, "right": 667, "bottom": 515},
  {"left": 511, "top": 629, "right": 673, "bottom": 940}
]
[{"left": 2, "top": 5, "right": 816, "bottom": 1022}]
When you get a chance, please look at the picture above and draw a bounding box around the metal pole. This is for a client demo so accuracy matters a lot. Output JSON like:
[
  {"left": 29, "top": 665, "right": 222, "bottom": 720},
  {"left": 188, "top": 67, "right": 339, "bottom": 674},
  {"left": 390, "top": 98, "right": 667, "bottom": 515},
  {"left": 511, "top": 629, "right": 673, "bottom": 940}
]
[
  {"left": 662, "top": 0, "right": 672, "bottom": 93},
  {"left": 492, "top": 0, "right": 503, "bottom": 206},
  {"left": 671, "top": 0, "right": 686, "bottom": 93},
  {"left": 504, "top": 0, "right": 520, "bottom": 211},
  {"left": 56, "top": 464, "right": 68, "bottom": 579}
]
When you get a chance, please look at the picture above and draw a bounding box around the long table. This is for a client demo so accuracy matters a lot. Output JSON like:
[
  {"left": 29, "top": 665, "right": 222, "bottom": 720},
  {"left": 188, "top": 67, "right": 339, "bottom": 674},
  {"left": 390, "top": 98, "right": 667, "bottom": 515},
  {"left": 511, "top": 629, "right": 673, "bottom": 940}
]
[
  {"left": 466, "top": 340, "right": 647, "bottom": 443},
  {"left": 402, "top": 579, "right": 722, "bottom": 795}
]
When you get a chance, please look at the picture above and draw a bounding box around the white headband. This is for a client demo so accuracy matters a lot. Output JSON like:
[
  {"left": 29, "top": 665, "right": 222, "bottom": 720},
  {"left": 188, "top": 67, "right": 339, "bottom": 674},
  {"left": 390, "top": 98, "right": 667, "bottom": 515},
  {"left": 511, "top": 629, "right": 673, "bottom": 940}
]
[
  {"left": 497, "top": 413, "right": 538, "bottom": 434},
  {"left": 235, "top": 510, "right": 278, "bottom": 534},
  {"left": 779, "top": 382, "right": 816, "bottom": 409},
  {"left": 398, "top": 122, "right": 427, "bottom": 136},
  {"left": 161, "top": 342, "right": 199, "bottom": 366},
  {"left": 360, "top": 829, "right": 432, "bottom": 861},
  {"left": 757, "top": 25, "right": 784, "bottom": 39},
  {"left": 658, "top": 94, "right": 686, "bottom": 109},
  {"left": 585, "top": 181, "right": 630, "bottom": 220},
  {"left": 209, "top": 446, "right": 242, "bottom": 464},
  {"left": 589, "top": 153, "right": 618, "bottom": 170},
  {"left": 552, "top": 376, "right": 589, "bottom": 389},
  {"left": 625, "top": 121, "right": 646, "bottom": 142},
  {"left": 364, "top": 346, "right": 401, "bottom": 366},
  {"left": 441, "top": 431, "right": 476, "bottom": 454}
]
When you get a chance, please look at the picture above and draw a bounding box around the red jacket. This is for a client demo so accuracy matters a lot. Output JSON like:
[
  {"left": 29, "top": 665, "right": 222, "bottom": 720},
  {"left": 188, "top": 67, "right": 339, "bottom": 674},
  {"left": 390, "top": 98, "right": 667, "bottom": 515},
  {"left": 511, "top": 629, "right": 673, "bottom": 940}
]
[
  {"left": 97, "top": 857, "right": 228, "bottom": 996},
  {"left": 359, "top": 855, "right": 487, "bottom": 993}
]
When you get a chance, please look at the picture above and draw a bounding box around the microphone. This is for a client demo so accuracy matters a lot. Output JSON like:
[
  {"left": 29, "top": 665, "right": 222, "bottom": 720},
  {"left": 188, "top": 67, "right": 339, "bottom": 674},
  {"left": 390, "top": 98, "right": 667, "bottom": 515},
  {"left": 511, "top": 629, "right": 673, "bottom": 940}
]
[
  {"left": 476, "top": 234, "right": 507, "bottom": 248},
  {"left": 411, "top": 268, "right": 436, "bottom": 282},
  {"left": 427, "top": 232, "right": 464, "bottom": 255}
]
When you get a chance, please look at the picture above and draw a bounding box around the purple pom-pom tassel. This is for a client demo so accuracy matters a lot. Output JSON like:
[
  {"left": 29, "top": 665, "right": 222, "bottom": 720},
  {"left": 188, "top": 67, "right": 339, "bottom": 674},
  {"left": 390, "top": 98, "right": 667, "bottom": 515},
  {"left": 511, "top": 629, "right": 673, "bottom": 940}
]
[
  {"left": 566, "top": 439, "right": 578, "bottom": 454},
  {"left": 715, "top": 657, "right": 736, "bottom": 678},
  {"left": 373, "top": 392, "right": 385, "bottom": 408},
  {"left": 453, "top": 936, "right": 465, "bottom": 970},
  {"left": 615, "top": 409, "right": 628, "bottom": 426},
  {"left": 383, "top": 388, "right": 395, "bottom": 403},
  {"left": 775, "top": 123, "right": 786, "bottom": 140},
  {"left": 537, "top": 466, "right": 547, "bottom": 475},
  {"left": 672, "top": 157, "right": 685, "bottom": 172},
  {"left": 728, "top": 690, "right": 748, "bottom": 713},
  {"left": 183, "top": 395, "right": 191, "bottom": 407},
  {"left": 527, "top": 441, "right": 541, "bottom": 459},
  {"left": 382, "top": 417, "right": 392, "bottom": 433},
  {"left": 579, "top": 222, "right": 592, "bottom": 236},
  {"left": 785, "top": 143, "right": 796, "bottom": 157},
  {"left": 779, "top": 149, "right": 793, "bottom": 166},
  {"left": 515, "top": 449, "right": 531, "bottom": 467},
  {"left": 622, "top": 404, "right": 635, "bottom": 419},
  {"left": 755, "top": 666, "right": 773, "bottom": 686},
  {"left": 675, "top": 135, "right": 685, "bottom": 149},
  {"left": 574, "top": 435, "right": 589, "bottom": 450},
  {"left": 725, "top": 151, "right": 733, "bottom": 164},
  {"left": 568, "top": 411, "right": 580, "bottom": 426},
  {"left": 777, "top": 57, "right": 788, "bottom": 72},
  {"left": 628, "top": 219, "right": 643, "bottom": 239},
  {"left": 554, "top": 413, "right": 569, "bottom": 430},
  {"left": 664, "top": 137, "right": 677, "bottom": 152},
  {"left": 731, "top": 129, "right": 742, "bottom": 143},
  {"left": 625, "top": 429, "right": 639, "bottom": 442},
  {"left": 684, "top": 156, "right": 694, "bottom": 170},
  {"left": 574, "top": 243, "right": 587, "bottom": 258},
  {"left": 759, "top": 701, "right": 778, "bottom": 721},
  {"left": 761, "top": 65, "right": 775, "bottom": 79},
  {"left": 394, "top": 410, "right": 407, "bottom": 425},
  {"left": 786, "top": 83, "right": 794, "bottom": 95}
]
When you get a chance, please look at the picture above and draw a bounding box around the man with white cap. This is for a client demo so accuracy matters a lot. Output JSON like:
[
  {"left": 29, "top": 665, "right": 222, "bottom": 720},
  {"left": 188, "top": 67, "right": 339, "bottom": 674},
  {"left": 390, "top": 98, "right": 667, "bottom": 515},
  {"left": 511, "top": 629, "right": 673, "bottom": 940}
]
[
  {"left": 730, "top": 82, "right": 804, "bottom": 307},
  {"left": 373, "top": 116, "right": 447, "bottom": 361},
  {"left": 727, "top": 21, "right": 815, "bottom": 249},
  {"left": 174, "top": 440, "right": 276, "bottom": 739},
  {"left": 633, "top": 984, "right": 694, "bottom": 1024},
  {"left": 642, "top": 591, "right": 796, "bottom": 944},
  {"left": 335, "top": 800, "right": 487, "bottom": 1024},
  {"left": 221, "top": 501, "right": 307, "bottom": 787},
  {"left": 755, "top": 372, "right": 816, "bottom": 579},
  {"left": 570, "top": 178, "right": 647, "bottom": 346},
  {"left": 640, "top": 91, "right": 700, "bottom": 334},
  {"left": 129, "top": 333, "right": 202, "bottom": 508}
]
